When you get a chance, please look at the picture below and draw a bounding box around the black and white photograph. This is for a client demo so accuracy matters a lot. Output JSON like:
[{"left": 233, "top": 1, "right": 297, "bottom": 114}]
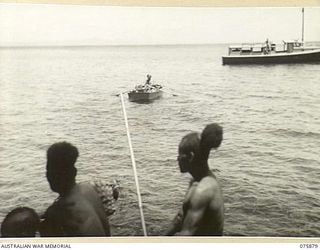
[{"left": 0, "top": 2, "right": 319, "bottom": 239}]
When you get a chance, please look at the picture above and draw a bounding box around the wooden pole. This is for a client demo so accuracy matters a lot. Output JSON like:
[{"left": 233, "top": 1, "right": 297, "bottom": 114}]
[{"left": 119, "top": 92, "right": 148, "bottom": 236}]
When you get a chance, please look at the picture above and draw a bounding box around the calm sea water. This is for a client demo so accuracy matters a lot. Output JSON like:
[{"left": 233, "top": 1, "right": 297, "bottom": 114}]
[{"left": 0, "top": 44, "right": 319, "bottom": 237}]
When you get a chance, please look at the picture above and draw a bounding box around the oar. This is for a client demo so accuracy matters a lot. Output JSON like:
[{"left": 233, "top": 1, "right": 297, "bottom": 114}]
[
  {"left": 114, "top": 90, "right": 129, "bottom": 97},
  {"left": 162, "top": 89, "right": 178, "bottom": 97},
  {"left": 119, "top": 92, "right": 148, "bottom": 236}
]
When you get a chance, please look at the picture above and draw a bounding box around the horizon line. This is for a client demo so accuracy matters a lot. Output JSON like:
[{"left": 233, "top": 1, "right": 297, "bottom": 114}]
[
  {"left": 1, "top": 0, "right": 320, "bottom": 7},
  {"left": 0, "top": 43, "right": 228, "bottom": 48},
  {"left": 1, "top": 41, "right": 320, "bottom": 48}
]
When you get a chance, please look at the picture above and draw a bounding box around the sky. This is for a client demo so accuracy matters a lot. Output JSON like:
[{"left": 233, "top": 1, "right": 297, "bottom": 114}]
[{"left": 0, "top": 3, "right": 319, "bottom": 46}]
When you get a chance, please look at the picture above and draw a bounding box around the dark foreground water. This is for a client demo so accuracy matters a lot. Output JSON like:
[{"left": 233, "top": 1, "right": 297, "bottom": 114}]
[{"left": 0, "top": 44, "right": 319, "bottom": 237}]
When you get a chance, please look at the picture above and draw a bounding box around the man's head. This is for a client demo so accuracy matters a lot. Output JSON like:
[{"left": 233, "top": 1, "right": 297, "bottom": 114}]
[
  {"left": 1, "top": 207, "right": 40, "bottom": 237},
  {"left": 46, "top": 142, "right": 79, "bottom": 195},
  {"left": 177, "top": 123, "right": 223, "bottom": 173},
  {"left": 177, "top": 132, "right": 201, "bottom": 173}
]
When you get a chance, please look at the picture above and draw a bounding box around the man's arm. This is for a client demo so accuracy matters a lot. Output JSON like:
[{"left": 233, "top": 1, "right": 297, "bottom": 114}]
[
  {"left": 40, "top": 203, "right": 66, "bottom": 237},
  {"left": 166, "top": 207, "right": 184, "bottom": 236},
  {"left": 175, "top": 187, "right": 213, "bottom": 236}
]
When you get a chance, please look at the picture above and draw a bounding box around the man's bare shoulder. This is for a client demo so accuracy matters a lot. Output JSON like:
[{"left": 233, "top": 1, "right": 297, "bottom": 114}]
[
  {"left": 67, "top": 183, "right": 100, "bottom": 203},
  {"left": 198, "top": 176, "right": 220, "bottom": 192},
  {"left": 55, "top": 185, "right": 96, "bottom": 214},
  {"left": 190, "top": 177, "right": 221, "bottom": 203}
]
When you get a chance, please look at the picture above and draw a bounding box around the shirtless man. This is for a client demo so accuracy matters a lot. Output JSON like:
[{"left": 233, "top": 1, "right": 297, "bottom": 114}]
[
  {"left": 167, "top": 123, "right": 224, "bottom": 236},
  {"left": 40, "top": 142, "right": 112, "bottom": 237}
]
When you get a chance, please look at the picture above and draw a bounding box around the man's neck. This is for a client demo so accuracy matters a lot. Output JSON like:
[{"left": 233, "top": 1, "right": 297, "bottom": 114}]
[
  {"left": 190, "top": 160, "right": 211, "bottom": 181},
  {"left": 58, "top": 182, "right": 76, "bottom": 197}
]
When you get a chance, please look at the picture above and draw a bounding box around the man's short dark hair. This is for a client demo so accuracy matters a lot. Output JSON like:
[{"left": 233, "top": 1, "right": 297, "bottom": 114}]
[
  {"left": 47, "top": 141, "right": 79, "bottom": 170},
  {"left": 1, "top": 207, "right": 40, "bottom": 237}
]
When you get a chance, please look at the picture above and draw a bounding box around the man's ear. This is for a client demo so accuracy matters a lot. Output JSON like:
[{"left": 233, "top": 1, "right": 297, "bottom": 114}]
[
  {"left": 71, "top": 167, "right": 77, "bottom": 178},
  {"left": 189, "top": 152, "right": 194, "bottom": 162}
]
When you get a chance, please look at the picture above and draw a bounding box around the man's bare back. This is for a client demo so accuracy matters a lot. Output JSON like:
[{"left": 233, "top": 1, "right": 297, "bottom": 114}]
[
  {"left": 41, "top": 183, "right": 110, "bottom": 237},
  {"left": 180, "top": 175, "right": 224, "bottom": 236}
]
